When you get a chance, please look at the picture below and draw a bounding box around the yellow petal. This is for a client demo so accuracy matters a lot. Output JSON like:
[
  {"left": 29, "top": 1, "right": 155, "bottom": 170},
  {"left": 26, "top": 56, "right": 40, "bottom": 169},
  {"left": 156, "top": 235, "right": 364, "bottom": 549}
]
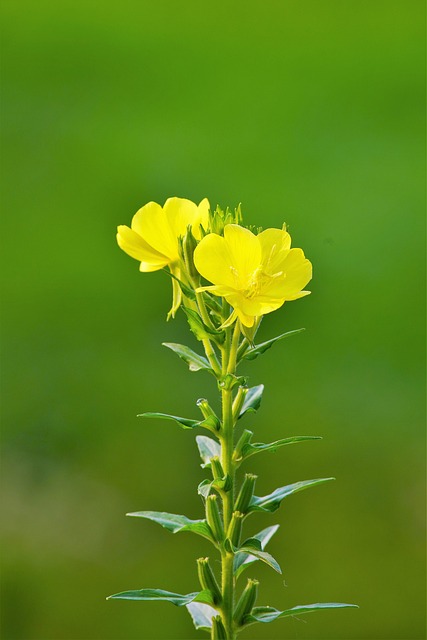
[
  {"left": 132, "top": 201, "right": 177, "bottom": 260},
  {"left": 258, "top": 228, "right": 291, "bottom": 274},
  {"left": 194, "top": 198, "right": 210, "bottom": 238},
  {"left": 194, "top": 233, "right": 237, "bottom": 289},
  {"left": 223, "top": 225, "right": 262, "bottom": 289},
  {"left": 117, "top": 225, "right": 169, "bottom": 271},
  {"left": 262, "top": 248, "right": 312, "bottom": 300},
  {"left": 163, "top": 197, "right": 201, "bottom": 242}
]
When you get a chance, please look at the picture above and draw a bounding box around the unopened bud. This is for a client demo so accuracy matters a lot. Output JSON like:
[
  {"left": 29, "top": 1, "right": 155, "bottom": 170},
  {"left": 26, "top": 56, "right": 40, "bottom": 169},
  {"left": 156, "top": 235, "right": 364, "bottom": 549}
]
[
  {"left": 206, "top": 494, "right": 224, "bottom": 542},
  {"left": 196, "top": 399, "right": 221, "bottom": 430},
  {"left": 233, "top": 430, "right": 253, "bottom": 462},
  {"left": 232, "top": 385, "right": 249, "bottom": 421},
  {"left": 211, "top": 615, "right": 227, "bottom": 639},
  {"left": 196, "top": 557, "right": 222, "bottom": 605},
  {"left": 210, "top": 456, "right": 224, "bottom": 481},
  {"left": 227, "top": 511, "right": 244, "bottom": 548},
  {"left": 233, "top": 578, "right": 259, "bottom": 625},
  {"left": 235, "top": 474, "right": 257, "bottom": 514}
]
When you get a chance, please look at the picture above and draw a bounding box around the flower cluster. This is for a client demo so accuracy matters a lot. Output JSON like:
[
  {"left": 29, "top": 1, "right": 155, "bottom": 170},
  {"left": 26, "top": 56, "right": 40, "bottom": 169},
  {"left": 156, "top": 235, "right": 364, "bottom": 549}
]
[
  {"left": 117, "top": 197, "right": 312, "bottom": 328},
  {"left": 111, "top": 197, "right": 357, "bottom": 639}
]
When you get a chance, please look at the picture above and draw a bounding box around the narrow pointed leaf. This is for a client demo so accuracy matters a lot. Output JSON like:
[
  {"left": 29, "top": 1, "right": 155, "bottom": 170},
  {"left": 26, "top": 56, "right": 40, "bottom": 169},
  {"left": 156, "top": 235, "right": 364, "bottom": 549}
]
[
  {"left": 238, "top": 538, "right": 282, "bottom": 574},
  {"left": 243, "top": 602, "right": 359, "bottom": 626},
  {"left": 240, "top": 436, "right": 321, "bottom": 461},
  {"left": 243, "top": 329, "right": 305, "bottom": 361},
  {"left": 107, "top": 588, "right": 198, "bottom": 606},
  {"left": 138, "top": 412, "right": 199, "bottom": 429},
  {"left": 249, "top": 478, "right": 335, "bottom": 513},
  {"left": 182, "top": 306, "right": 225, "bottom": 343},
  {"left": 162, "top": 342, "right": 213, "bottom": 374},
  {"left": 198, "top": 476, "right": 230, "bottom": 498},
  {"left": 196, "top": 435, "right": 221, "bottom": 468},
  {"left": 186, "top": 602, "right": 217, "bottom": 631},
  {"left": 239, "top": 385, "right": 264, "bottom": 418},
  {"left": 234, "top": 525, "right": 280, "bottom": 577},
  {"left": 126, "top": 511, "right": 214, "bottom": 542}
]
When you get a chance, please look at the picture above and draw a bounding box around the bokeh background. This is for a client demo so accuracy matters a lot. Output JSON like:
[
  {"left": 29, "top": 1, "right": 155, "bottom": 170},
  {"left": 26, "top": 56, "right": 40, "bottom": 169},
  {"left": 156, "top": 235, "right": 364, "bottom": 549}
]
[{"left": 1, "top": 1, "right": 425, "bottom": 639}]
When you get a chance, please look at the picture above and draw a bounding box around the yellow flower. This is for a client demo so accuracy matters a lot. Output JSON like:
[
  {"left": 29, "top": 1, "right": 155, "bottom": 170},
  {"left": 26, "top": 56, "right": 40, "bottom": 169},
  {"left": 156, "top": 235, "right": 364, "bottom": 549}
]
[
  {"left": 117, "top": 197, "right": 210, "bottom": 317},
  {"left": 194, "top": 224, "right": 312, "bottom": 327}
]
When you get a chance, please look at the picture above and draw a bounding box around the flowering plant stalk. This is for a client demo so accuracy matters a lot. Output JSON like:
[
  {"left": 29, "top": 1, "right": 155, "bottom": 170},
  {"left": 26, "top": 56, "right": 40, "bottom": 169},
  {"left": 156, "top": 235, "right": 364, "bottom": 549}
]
[{"left": 109, "top": 198, "right": 357, "bottom": 639}]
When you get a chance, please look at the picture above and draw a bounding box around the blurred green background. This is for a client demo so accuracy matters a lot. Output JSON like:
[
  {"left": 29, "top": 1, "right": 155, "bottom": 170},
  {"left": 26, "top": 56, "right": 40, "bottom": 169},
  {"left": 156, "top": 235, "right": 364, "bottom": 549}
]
[{"left": 0, "top": 1, "right": 425, "bottom": 639}]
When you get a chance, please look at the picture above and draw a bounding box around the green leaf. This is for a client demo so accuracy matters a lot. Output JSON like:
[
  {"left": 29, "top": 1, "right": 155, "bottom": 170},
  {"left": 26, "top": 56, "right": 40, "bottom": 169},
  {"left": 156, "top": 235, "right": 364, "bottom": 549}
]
[
  {"left": 238, "top": 538, "right": 282, "bottom": 574},
  {"left": 165, "top": 269, "right": 196, "bottom": 300},
  {"left": 234, "top": 525, "right": 280, "bottom": 578},
  {"left": 240, "top": 436, "right": 322, "bottom": 461},
  {"left": 249, "top": 478, "right": 335, "bottom": 513},
  {"left": 242, "top": 329, "right": 305, "bottom": 361},
  {"left": 196, "top": 435, "right": 221, "bottom": 468},
  {"left": 239, "top": 385, "right": 264, "bottom": 417},
  {"left": 186, "top": 602, "right": 217, "bottom": 631},
  {"left": 182, "top": 306, "right": 224, "bottom": 343},
  {"left": 163, "top": 342, "right": 213, "bottom": 374},
  {"left": 107, "top": 588, "right": 213, "bottom": 606},
  {"left": 138, "top": 412, "right": 199, "bottom": 429},
  {"left": 126, "top": 511, "right": 214, "bottom": 543},
  {"left": 243, "top": 602, "right": 359, "bottom": 626},
  {"left": 198, "top": 475, "right": 231, "bottom": 499}
]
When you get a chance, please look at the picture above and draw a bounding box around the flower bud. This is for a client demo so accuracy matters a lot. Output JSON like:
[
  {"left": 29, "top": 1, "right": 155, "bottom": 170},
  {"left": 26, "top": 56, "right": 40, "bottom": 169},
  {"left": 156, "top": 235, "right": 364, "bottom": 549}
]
[
  {"left": 233, "top": 430, "right": 253, "bottom": 463},
  {"left": 235, "top": 474, "right": 257, "bottom": 514},
  {"left": 206, "top": 494, "right": 224, "bottom": 542},
  {"left": 210, "top": 456, "right": 225, "bottom": 481},
  {"left": 227, "top": 511, "right": 244, "bottom": 548},
  {"left": 211, "top": 615, "right": 227, "bottom": 639},
  {"left": 232, "top": 385, "right": 249, "bottom": 421},
  {"left": 208, "top": 204, "right": 243, "bottom": 236},
  {"left": 196, "top": 398, "right": 221, "bottom": 430},
  {"left": 233, "top": 578, "right": 259, "bottom": 625},
  {"left": 196, "top": 557, "right": 222, "bottom": 605},
  {"left": 182, "top": 225, "right": 199, "bottom": 281}
]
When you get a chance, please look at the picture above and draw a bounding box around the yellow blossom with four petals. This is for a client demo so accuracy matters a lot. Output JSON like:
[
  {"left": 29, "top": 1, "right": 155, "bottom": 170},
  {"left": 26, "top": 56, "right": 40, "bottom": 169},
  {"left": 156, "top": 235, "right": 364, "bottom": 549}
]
[
  {"left": 194, "top": 224, "right": 312, "bottom": 327},
  {"left": 117, "top": 197, "right": 209, "bottom": 316}
]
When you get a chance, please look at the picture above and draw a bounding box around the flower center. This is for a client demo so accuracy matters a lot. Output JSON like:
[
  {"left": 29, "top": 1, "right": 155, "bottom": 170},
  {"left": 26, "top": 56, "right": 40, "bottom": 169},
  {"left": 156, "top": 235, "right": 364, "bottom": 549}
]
[{"left": 243, "top": 267, "right": 284, "bottom": 299}]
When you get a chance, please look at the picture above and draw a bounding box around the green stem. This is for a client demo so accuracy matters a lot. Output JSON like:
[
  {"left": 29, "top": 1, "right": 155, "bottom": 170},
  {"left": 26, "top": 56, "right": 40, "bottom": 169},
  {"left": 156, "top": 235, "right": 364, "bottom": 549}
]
[
  {"left": 219, "top": 322, "right": 241, "bottom": 640},
  {"left": 202, "top": 317, "right": 241, "bottom": 640},
  {"left": 196, "top": 290, "right": 217, "bottom": 331},
  {"left": 202, "top": 338, "right": 221, "bottom": 377}
]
